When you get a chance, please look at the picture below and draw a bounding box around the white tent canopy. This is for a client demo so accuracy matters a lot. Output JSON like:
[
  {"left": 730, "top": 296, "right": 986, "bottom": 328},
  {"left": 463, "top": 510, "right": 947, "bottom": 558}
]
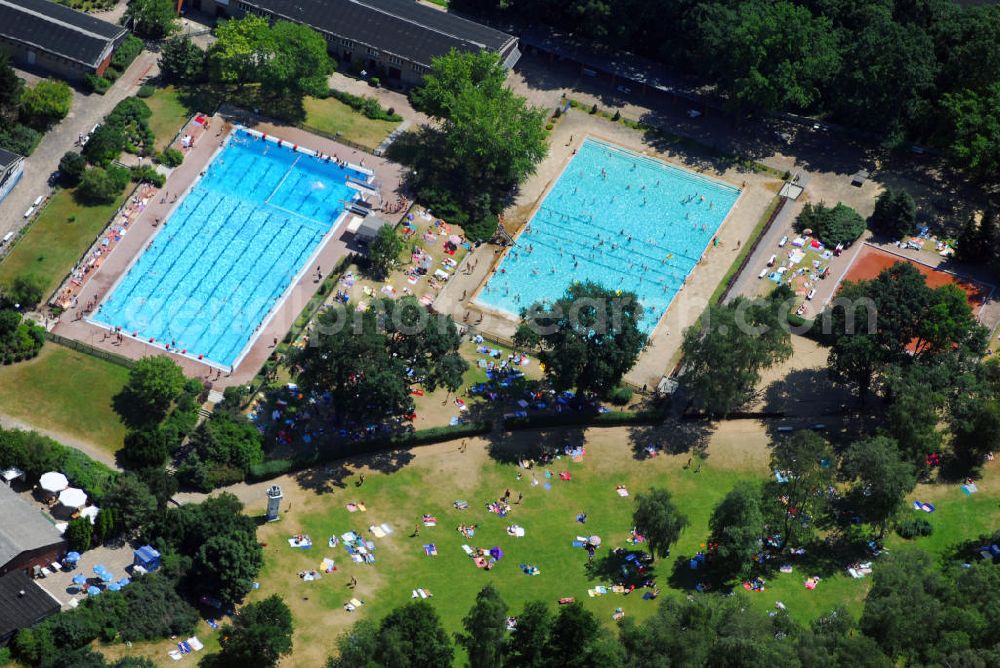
[
  {"left": 80, "top": 505, "right": 99, "bottom": 524},
  {"left": 39, "top": 471, "right": 69, "bottom": 493},
  {"left": 58, "top": 487, "right": 88, "bottom": 509}
]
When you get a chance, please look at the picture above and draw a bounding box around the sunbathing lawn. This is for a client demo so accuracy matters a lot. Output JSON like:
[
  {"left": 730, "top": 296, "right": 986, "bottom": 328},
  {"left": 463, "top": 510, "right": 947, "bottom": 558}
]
[
  {"left": 301, "top": 96, "right": 399, "bottom": 151},
  {"left": 145, "top": 85, "right": 192, "bottom": 151},
  {"left": 0, "top": 344, "right": 129, "bottom": 456},
  {"left": 0, "top": 187, "right": 128, "bottom": 301}
]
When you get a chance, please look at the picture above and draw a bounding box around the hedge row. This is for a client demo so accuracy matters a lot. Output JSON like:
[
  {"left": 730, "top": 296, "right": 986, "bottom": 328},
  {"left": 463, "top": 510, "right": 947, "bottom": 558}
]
[
  {"left": 502, "top": 406, "right": 669, "bottom": 430},
  {"left": 248, "top": 421, "right": 494, "bottom": 481}
]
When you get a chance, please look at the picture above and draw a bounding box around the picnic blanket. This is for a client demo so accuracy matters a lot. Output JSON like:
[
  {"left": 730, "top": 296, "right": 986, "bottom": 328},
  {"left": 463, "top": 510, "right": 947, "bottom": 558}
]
[
  {"left": 411, "top": 588, "right": 433, "bottom": 599},
  {"left": 424, "top": 544, "right": 438, "bottom": 556},
  {"left": 507, "top": 525, "right": 525, "bottom": 537},
  {"left": 346, "top": 502, "right": 367, "bottom": 512},
  {"left": 344, "top": 598, "right": 364, "bottom": 612},
  {"left": 422, "top": 515, "right": 438, "bottom": 526},
  {"left": 912, "top": 501, "right": 936, "bottom": 513},
  {"left": 288, "top": 535, "right": 312, "bottom": 549},
  {"left": 616, "top": 486, "right": 629, "bottom": 497}
]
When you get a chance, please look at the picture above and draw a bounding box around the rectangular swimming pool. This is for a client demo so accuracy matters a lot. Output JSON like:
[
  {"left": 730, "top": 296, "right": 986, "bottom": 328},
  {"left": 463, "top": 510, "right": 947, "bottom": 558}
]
[
  {"left": 476, "top": 138, "right": 741, "bottom": 332},
  {"left": 91, "top": 128, "right": 371, "bottom": 368}
]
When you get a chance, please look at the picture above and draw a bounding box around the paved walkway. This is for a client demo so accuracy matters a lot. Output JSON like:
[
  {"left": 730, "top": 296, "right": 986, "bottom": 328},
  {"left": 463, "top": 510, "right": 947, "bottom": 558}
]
[{"left": 0, "top": 50, "right": 160, "bottom": 232}]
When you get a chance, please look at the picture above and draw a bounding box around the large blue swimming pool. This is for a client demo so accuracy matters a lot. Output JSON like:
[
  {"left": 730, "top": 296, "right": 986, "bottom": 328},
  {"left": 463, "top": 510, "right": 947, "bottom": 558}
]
[
  {"left": 92, "top": 128, "right": 370, "bottom": 367},
  {"left": 476, "top": 138, "right": 740, "bottom": 332}
]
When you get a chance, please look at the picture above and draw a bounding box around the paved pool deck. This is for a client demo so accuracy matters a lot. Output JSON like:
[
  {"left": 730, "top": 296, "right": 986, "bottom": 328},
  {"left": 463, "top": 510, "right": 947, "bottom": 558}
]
[
  {"left": 432, "top": 108, "right": 780, "bottom": 390},
  {"left": 52, "top": 114, "right": 404, "bottom": 389}
]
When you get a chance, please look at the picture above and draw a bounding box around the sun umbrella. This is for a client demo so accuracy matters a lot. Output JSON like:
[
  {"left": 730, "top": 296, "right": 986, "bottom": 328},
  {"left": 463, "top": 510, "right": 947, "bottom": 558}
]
[
  {"left": 116, "top": 578, "right": 130, "bottom": 588},
  {"left": 39, "top": 472, "right": 68, "bottom": 493},
  {"left": 107, "top": 582, "right": 121, "bottom": 592},
  {"left": 489, "top": 547, "right": 504, "bottom": 560},
  {"left": 58, "top": 487, "right": 88, "bottom": 509},
  {"left": 86, "top": 586, "right": 101, "bottom": 596},
  {"left": 588, "top": 535, "right": 602, "bottom": 546},
  {"left": 98, "top": 570, "right": 113, "bottom": 582},
  {"left": 64, "top": 551, "right": 80, "bottom": 563},
  {"left": 92, "top": 564, "right": 107, "bottom": 575},
  {"left": 72, "top": 574, "right": 87, "bottom": 586}
]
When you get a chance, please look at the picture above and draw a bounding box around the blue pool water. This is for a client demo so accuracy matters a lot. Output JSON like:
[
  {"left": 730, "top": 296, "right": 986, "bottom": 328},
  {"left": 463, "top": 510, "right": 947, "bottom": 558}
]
[
  {"left": 92, "top": 128, "right": 369, "bottom": 367},
  {"left": 476, "top": 138, "right": 740, "bottom": 332}
]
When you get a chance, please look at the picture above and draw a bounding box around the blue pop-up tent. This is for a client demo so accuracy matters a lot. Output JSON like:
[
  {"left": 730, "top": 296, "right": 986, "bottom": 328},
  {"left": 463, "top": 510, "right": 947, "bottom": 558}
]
[{"left": 133, "top": 545, "right": 161, "bottom": 572}]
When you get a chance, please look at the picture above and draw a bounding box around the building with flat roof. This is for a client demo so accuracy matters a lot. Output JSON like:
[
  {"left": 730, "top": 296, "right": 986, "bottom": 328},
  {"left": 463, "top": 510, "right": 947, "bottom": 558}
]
[
  {"left": 188, "top": 0, "right": 520, "bottom": 86},
  {"left": 0, "top": 570, "right": 61, "bottom": 645},
  {"left": 0, "top": 0, "right": 128, "bottom": 81},
  {"left": 0, "top": 483, "right": 66, "bottom": 579}
]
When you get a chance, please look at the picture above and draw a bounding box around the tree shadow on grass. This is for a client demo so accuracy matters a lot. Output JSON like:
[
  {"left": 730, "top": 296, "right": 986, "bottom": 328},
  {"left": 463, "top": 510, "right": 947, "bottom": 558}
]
[
  {"left": 626, "top": 418, "right": 715, "bottom": 460},
  {"left": 292, "top": 447, "right": 415, "bottom": 495},
  {"left": 585, "top": 547, "right": 657, "bottom": 587}
]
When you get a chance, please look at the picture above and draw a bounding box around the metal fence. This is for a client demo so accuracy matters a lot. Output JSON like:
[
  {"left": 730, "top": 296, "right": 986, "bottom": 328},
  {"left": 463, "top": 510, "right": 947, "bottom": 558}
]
[{"left": 46, "top": 332, "right": 136, "bottom": 369}]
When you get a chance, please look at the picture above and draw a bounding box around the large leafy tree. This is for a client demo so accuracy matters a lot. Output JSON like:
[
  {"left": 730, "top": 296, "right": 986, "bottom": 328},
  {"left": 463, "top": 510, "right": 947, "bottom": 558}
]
[
  {"left": 544, "top": 602, "right": 623, "bottom": 668},
  {"left": 941, "top": 82, "right": 1000, "bottom": 183},
  {"left": 456, "top": 584, "right": 507, "bottom": 668},
  {"left": 203, "top": 595, "right": 293, "bottom": 668},
  {"left": 843, "top": 436, "right": 916, "bottom": 539},
  {"left": 193, "top": 531, "right": 263, "bottom": 607},
  {"left": 294, "top": 298, "right": 467, "bottom": 425},
  {"left": 881, "top": 363, "right": 947, "bottom": 466},
  {"left": 708, "top": 481, "right": 764, "bottom": 581},
  {"left": 631, "top": 488, "right": 689, "bottom": 560},
  {"left": 515, "top": 282, "right": 646, "bottom": 397},
  {"left": 795, "top": 202, "right": 866, "bottom": 248},
  {"left": 159, "top": 36, "right": 205, "bottom": 83},
  {"left": 867, "top": 188, "right": 917, "bottom": 240},
  {"left": 678, "top": 289, "right": 792, "bottom": 417},
  {"left": 102, "top": 472, "right": 158, "bottom": 538},
  {"left": 948, "top": 357, "right": 1000, "bottom": 469},
  {"left": 365, "top": 224, "right": 405, "bottom": 280},
  {"left": 377, "top": 600, "right": 454, "bottom": 667},
  {"left": 408, "top": 50, "right": 547, "bottom": 241},
  {"left": 125, "top": 0, "right": 178, "bottom": 39},
  {"left": 765, "top": 430, "right": 834, "bottom": 550},
  {"left": 0, "top": 51, "right": 23, "bottom": 121},
  {"left": 693, "top": 0, "right": 841, "bottom": 111},
  {"left": 505, "top": 601, "right": 551, "bottom": 668},
  {"left": 115, "top": 355, "right": 187, "bottom": 427}
]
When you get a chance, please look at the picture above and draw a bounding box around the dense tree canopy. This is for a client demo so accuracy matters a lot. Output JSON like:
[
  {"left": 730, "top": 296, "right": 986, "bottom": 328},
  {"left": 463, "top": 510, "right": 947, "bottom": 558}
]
[
  {"left": 202, "top": 595, "right": 293, "bottom": 668},
  {"left": 515, "top": 282, "right": 646, "bottom": 397},
  {"left": 678, "top": 289, "right": 793, "bottom": 417},
  {"left": 867, "top": 188, "right": 917, "bottom": 240},
  {"left": 294, "top": 297, "right": 467, "bottom": 425},
  {"left": 765, "top": 430, "right": 834, "bottom": 550},
  {"left": 365, "top": 224, "right": 405, "bottom": 280},
  {"left": 457, "top": 584, "right": 507, "bottom": 668},
  {"left": 406, "top": 50, "right": 547, "bottom": 241},
  {"left": 115, "top": 355, "right": 187, "bottom": 427},
  {"left": 159, "top": 36, "right": 205, "bottom": 83},
  {"left": 842, "top": 436, "right": 916, "bottom": 539},
  {"left": 125, "top": 0, "right": 178, "bottom": 39},
  {"left": 795, "top": 202, "right": 866, "bottom": 249},
  {"left": 708, "top": 481, "right": 764, "bottom": 581},
  {"left": 19, "top": 80, "right": 72, "bottom": 131}
]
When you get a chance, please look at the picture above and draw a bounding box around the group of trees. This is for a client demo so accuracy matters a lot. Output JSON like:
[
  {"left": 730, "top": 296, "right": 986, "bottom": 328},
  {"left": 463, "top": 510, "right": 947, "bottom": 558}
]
[
  {"left": 124, "top": 0, "right": 178, "bottom": 40},
  {"left": 867, "top": 188, "right": 918, "bottom": 240},
  {"left": 158, "top": 16, "right": 333, "bottom": 119},
  {"left": 292, "top": 296, "right": 468, "bottom": 427},
  {"left": 453, "top": 0, "right": 1000, "bottom": 182},
  {"left": 327, "top": 550, "right": 1000, "bottom": 667},
  {"left": 0, "top": 52, "right": 70, "bottom": 156},
  {"left": 403, "top": 50, "right": 548, "bottom": 241},
  {"left": 0, "top": 308, "right": 44, "bottom": 363}
]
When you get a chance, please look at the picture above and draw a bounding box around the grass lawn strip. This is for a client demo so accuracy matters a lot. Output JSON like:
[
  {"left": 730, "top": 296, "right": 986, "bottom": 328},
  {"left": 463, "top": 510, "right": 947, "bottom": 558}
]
[
  {"left": 0, "top": 187, "right": 129, "bottom": 301},
  {"left": 145, "top": 85, "right": 194, "bottom": 152},
  {"left": 0, "top": 344, "right": 129, "bottom": 456},
  {"left": 301, "top": 96, "right": 400, "bottom": 151}
]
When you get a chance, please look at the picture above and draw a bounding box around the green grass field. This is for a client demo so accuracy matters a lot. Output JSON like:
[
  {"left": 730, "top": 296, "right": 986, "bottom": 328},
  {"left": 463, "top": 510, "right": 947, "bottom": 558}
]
[
  {"left": 0, "top": 344, "right": 129, "bottom": 456},
  {"left": 0, "top": 187, "right": 128, "bottom": 301},
  {"left": 145, "top": 85, "right": 192, "bottom": 152},
  {"left": 301, "top": 96, "right": 400, "bottom": 150}
]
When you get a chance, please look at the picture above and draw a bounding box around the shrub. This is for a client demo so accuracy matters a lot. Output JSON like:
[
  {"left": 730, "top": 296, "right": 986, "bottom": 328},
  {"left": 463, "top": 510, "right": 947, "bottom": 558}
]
[
  {"left": 130, "top": 164, "right": 166, "bottom": 187},
  {"left": 609, "top": 385, "right": 633, "bottom": 405},
  {"left": 157, "top": 147, "right": 184, "bottom": 167},
  {"left": 19, "top": 80, "right": 73, "bottom": 131},
  {"left": 545, "top": 123, "right": 554, "bottom": 131},
  {"left": 327, "top": 89, "right": 403, "bottom": 122},
  {"left": 612, "top": 110, "right": 621, "bottom": 121},
  {"left": 111, "top": 35, "right": 144, "bottom": 72},
  {"left": 896, "top": 516, "right": 934, "bottom": 539},
  {"left": 58, "top": 151, "right": 86, "bottom": 186},
  {"left": 84, "top": 73, "right": 112, "bottom": 95},
  {"left": 76, "top": 165, "right": 130, "bottom": 205},
  {"left": 590, "top": 103, "right": 598, "bottom": 114},
  {"left": 65, "top": 517, "right": 93, "bottom": 553},
  {"left": 137, "top": 84, "right": 155, "bottom": 98},
  {"left": 369, "top": 76, "right": 381, "bottom": 87},
  {"left": 3, "top": 274, "right": 46, "bottom": 308},
  {"left": 0, "top": 120, "right": 42, "bottom": 156}
]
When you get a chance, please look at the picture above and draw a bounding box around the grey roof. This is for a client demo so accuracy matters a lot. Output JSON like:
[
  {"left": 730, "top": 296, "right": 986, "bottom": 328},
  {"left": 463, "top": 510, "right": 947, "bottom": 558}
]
[
  {"left": 243, "top": 0, "right": 519, "bottom": 68},
  {"left": 357, "top": 213, "right": 391, "bottom": 239},
  {"left": 0, "top": 570, "right": 60, "bottom": 642},
  {"left": 0, "top": 147, "right": 21, "bottom": 170},
  {"left": 0, "top": 484, "right": 64, "bottom": 572},
  {"left": 0, "top": 0, "right": 128, "bottom": 69}
]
